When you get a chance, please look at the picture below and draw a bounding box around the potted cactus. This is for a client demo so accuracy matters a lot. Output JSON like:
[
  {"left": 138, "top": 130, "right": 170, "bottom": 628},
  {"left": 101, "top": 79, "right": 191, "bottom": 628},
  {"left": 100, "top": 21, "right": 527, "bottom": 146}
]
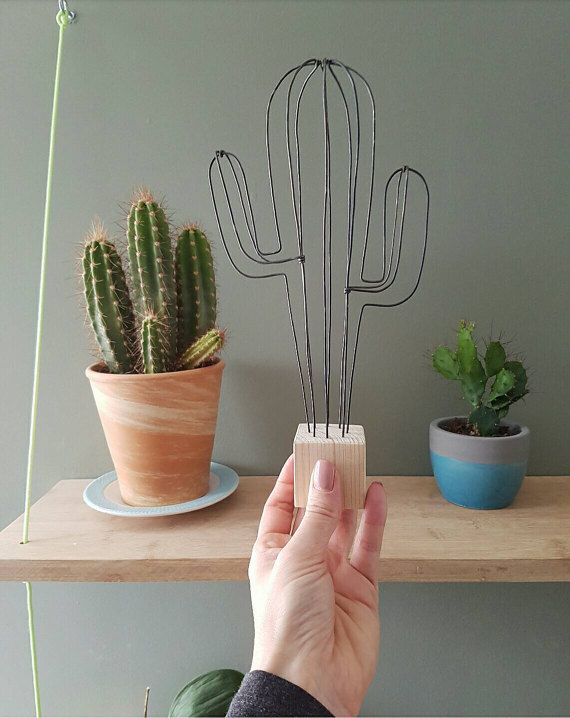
[
  {"left": 430, "top": 321, "right": 530, "bottom": 509},
  {"left": 83, "top": 189, "right": 224, "bottom": 507}
]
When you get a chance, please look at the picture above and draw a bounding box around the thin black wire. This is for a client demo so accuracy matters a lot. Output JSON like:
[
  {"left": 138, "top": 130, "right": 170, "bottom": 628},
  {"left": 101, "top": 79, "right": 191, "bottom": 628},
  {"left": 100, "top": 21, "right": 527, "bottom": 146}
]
[
  {"left": 331, "top": 63, "right": 412, "bottom": 291},
  {"left": 259, "top": 59, "right": 322, "bottom": 431},
  {"left": 217, "top": 63, "right": 323, "bottom": 431},
  {"left": 264, "top": 59, "right": 318, "bottom": 256},
  {"left": 208, "top": 153, "right": 311, "bottom": 429},
  {"left": 344, "top": 169, "right": 430, "bottom": 428},
  {"left": 339, "top": 63, "right": 386, "bottom": 286},
  {"left": 321, "top": 62, "right": 333, "bottom": 437},
  {"left": 209, "top": 59, "right": 430, "bottom": 437},
  {"left": 349, "top": 168, "right": 410, "bottom": 293},
  {"left": 328, "top": 61, "right": 359, "bottom": 434},
  {"left": 209, "top": 60, "right": 323, "bottom": 433},
  {"left": 285, "top": 62, "right": 319, "bottom": 433},
  {"left": 223, "top": 153, "right": 261, "bottom": 255}
]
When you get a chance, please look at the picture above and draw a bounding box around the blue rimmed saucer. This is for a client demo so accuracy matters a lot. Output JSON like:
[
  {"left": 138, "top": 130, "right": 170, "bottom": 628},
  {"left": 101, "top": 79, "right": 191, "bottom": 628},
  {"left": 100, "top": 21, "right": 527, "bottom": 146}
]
[{"left": 83, "top": 462, "right": 239, "bottom": 517}]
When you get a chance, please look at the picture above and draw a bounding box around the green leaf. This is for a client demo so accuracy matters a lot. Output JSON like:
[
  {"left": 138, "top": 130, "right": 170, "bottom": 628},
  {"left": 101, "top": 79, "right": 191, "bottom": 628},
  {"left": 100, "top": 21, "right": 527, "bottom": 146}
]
[
  {"left": 489, "top": 368, "right": 516, "bottom": 402},
  {"left": 169, "top": 669, "right": 244, "bottom": 717},
  {"left": 432, "top": 346, "right": 459, "bottom": 380},
  {"left": 469, "top": 405, "right": 500, "bottom": 436},
  {"left": 485, "top": 341, "right": 506, "bottom": 377},
  {"left": 456, "top": 320, "right": 477, "bottom": 374}
]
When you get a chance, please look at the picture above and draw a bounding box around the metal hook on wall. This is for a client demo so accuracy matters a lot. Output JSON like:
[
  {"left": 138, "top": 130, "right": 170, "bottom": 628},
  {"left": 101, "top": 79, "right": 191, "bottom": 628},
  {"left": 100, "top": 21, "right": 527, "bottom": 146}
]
[{"left": 58, "top": 0, "right": 77, "bottom": 23}]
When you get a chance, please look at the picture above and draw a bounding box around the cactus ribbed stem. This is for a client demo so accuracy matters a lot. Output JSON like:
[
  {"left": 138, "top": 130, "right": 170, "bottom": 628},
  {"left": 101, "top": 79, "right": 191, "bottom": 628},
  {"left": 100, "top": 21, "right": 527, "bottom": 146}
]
[
  {"left": 127, "top": 190, "right": 177, "bottom": 365},
  {"left": 127, "top": 208, "right": 142, "bottom": 311},
  {"left": 141, "top": 313, "right": 170, "bottom": 374},
  {"left": 83, "top": 230, "right": 136, "bottom": 373},
  {"left": 177, "top": 328, "right": 225, "bottom": 370},
  {"left": 82, "top": 190, "right": 222, "bottom": 375},
  {"left": 176, "top": 225, "right": 217, "bottom": 353}
]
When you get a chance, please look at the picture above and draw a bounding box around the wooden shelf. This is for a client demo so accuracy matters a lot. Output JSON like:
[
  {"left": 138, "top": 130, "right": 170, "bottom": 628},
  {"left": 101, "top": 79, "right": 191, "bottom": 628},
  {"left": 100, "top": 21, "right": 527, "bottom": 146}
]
[{"left": 0, "top": 476, "right": 569, "bottom": 583}]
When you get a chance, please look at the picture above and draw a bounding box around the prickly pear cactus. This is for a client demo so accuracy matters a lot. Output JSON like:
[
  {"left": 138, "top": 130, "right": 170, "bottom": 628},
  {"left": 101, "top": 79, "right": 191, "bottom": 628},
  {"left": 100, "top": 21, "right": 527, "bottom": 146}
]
[
  {"left": 178, "top": 328, "right": 225, "bottom": 370},
  {"left": 431, "top": 320, "right": 529, "bottom": 436},
  {"left": 176, "top": 224, "right": 217, "bottom": 353},
  {"left": 82, "top": 225, "right": 136, "bottom": 373}
]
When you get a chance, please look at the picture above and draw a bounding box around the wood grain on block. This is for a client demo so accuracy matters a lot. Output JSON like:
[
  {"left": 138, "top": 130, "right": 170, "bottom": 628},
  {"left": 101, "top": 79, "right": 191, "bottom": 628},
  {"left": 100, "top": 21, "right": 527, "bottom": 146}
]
[{"left": 293, "top": 423, "right": 366, "bottom": 508}]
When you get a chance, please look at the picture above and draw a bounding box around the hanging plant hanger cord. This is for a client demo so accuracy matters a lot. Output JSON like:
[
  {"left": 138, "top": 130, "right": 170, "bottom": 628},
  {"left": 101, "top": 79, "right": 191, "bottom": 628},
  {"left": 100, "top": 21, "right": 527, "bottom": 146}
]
[
  {"left": 25, "top": 582, "right": 42, "bottom": 717},
  {"left": 22, "top": 4, "right": 76, "bottom": 717},
  {"left": 22, "top": 5, "right": 74, "bottom": 547}
]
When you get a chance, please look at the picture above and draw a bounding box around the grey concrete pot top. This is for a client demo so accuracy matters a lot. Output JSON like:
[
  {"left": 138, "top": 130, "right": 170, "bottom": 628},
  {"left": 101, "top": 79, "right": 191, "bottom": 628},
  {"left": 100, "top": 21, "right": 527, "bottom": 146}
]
[{"left": 429, "top": 417, "right": 530, "bottom": 465}]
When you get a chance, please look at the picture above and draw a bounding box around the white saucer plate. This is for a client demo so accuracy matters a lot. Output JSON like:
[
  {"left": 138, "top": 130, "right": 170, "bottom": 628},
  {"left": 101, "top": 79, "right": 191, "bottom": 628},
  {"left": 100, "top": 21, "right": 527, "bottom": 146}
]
[{"left": 83, "top": 462, "right": 239, "bottom": 517}]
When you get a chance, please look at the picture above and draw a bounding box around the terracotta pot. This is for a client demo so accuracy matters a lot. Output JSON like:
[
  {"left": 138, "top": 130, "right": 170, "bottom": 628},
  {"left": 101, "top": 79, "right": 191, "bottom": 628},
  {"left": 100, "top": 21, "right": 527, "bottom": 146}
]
[{"left": 86, "top": 360, "right": 224, "bottom": 506}]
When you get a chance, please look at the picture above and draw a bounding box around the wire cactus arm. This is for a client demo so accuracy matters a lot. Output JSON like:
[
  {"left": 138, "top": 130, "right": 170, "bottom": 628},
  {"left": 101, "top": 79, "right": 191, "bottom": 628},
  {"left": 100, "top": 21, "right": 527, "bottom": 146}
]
[
  {"left": 210, "top": 58, "right": 430, "bottom": 439},
  {"left": 208, "top": 152, "right": 315, "bottom": 429},
  {"left": 342, "top": 168, "right": 430, "bottom": 430},
  {"left": 266, "top": 59, "right": 323, "bottom": 430}
]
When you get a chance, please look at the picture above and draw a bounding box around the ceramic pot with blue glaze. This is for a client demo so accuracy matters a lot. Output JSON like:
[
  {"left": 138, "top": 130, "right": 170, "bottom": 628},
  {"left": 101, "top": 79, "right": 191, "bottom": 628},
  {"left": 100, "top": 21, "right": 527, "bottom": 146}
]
[{"left": 429, "top": 417, "right": 530, "bottom": 509}]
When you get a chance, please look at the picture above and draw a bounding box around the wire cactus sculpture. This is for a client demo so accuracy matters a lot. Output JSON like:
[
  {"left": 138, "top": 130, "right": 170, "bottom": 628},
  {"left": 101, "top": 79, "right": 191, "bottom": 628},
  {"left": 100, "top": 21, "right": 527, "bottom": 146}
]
[{"left": 209, "top": 58, "right": 430, "bottom": 437}]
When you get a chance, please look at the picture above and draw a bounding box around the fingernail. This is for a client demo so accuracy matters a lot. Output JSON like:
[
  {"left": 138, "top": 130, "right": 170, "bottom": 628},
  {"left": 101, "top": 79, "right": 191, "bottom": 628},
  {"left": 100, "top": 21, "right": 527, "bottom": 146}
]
[{"left": 313, "top": 459, "right": 335, "bottom": 492}]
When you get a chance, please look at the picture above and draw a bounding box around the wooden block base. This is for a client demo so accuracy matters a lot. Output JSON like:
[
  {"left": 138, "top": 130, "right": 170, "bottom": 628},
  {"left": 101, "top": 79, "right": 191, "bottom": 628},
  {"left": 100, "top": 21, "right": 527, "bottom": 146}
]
[{"left": 293, "top": 423, "right": 366, "bottom": 508}]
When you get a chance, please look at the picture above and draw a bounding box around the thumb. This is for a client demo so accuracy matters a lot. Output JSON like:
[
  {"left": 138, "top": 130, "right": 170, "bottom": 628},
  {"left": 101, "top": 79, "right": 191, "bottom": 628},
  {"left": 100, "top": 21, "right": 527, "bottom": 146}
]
[{"left": 294, "top": 459, "right": 341, "bottom": 554}]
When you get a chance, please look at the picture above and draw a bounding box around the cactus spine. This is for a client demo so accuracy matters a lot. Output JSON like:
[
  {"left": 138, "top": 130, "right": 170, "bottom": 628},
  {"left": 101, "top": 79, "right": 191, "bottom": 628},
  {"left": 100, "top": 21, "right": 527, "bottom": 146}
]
[
  {"left": 176, "top": 225, "right": 217, "bottom": 353},
  {"left": 127, "top": 190, "right": 177, "bottom": 366},
  {"left": 141, "top": 313, "right": 170, "bottom": 374},
  {"left": 82, "top": 227, "right": 136, "bottom": 373},
  {"left": 178, "top": 328, "right": 225, "bottom": 370}
]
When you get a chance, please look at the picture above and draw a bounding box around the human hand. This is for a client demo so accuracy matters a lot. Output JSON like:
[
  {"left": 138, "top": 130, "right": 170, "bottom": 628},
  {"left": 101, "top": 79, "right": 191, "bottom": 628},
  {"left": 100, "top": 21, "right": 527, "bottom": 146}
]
[{"left": 249, "top": 456, "right": 387, "bottom": 717}]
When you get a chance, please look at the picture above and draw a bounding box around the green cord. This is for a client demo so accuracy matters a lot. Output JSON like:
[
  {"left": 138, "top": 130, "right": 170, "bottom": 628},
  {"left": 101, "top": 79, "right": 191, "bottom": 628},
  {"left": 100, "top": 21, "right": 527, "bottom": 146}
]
[
  {"left": 22, "top": 10, "right": 70, "bottom": 546},
  {"left": 25, "top": 582, "right": 42, "bottom": 717},
  {"left": 22, "top": 9, "right": 74, "bottom": 718}
]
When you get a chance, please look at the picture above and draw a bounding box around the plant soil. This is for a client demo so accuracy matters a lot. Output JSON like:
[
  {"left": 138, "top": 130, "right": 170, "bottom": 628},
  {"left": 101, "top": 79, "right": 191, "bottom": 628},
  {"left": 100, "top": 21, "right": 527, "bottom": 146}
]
[{"left": 441, "top": 417, "right": 520, "bottom": 438}]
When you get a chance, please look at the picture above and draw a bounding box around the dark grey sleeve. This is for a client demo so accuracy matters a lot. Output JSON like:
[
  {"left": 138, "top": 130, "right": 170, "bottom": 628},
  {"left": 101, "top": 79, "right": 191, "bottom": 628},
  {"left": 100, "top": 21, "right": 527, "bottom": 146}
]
[{"left": 227, "top": 670, "right": 333, "bottom": 717}]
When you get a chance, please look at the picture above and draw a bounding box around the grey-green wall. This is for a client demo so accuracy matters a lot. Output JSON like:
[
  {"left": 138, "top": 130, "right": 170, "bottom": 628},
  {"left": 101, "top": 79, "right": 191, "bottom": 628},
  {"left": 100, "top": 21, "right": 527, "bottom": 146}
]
[{"left": 1, "top": 1, "right": 569, "bottom": 715}]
